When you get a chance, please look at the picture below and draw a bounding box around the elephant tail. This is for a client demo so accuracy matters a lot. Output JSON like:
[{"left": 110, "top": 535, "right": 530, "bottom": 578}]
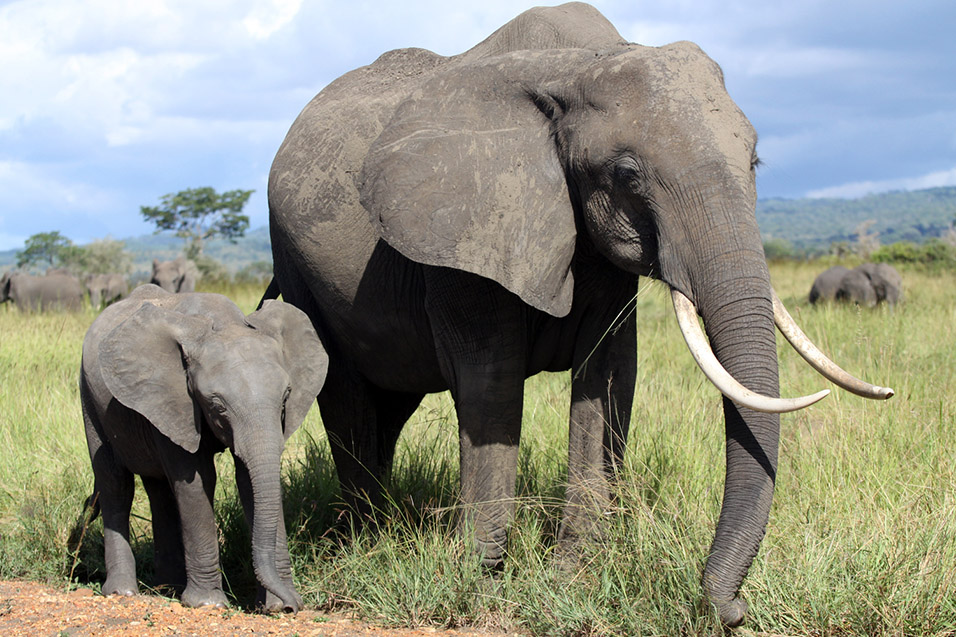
[
  {"left": 66, "top": 493, "right": 101, "bottom": 576},
  {"left": 256, "top": 277, "right": 281, "bottom": 311}
]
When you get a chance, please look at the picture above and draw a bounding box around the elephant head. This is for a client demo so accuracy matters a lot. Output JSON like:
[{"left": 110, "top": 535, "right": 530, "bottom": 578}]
[
  {"left": 809, "top": 265, "right": 851, "bottom": 304},
  {"left": 357, "top": 36, "right": 892, "bottom": 624},
  {"left": 856, "top": 262, "right": 902, "bottom": 305},
  {"left": 151, "top": 257, "right": 198, "bottom": 293},
  {"left": 98, "top": 297, "right": 327, "bottom": 609}
]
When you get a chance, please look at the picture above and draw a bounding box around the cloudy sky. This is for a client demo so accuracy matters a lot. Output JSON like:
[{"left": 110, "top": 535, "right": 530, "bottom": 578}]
[{"left": 1, "top": 0, "right": 954, "bottom": 251}]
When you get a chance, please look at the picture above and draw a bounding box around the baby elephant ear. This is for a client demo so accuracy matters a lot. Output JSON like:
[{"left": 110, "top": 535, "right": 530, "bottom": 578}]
[
  {"left": 99, "top": 303, "right": 210, "bottom": 453},
  {"left": 359, "top": 57, "right": 577, "bottom": 317},
  {"left": 247, "top": 300, "right": 328, "bottom": 439}
]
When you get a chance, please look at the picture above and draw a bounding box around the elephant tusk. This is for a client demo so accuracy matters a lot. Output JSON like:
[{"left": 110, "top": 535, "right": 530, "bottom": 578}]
[
  {"left": 771, "top": 289, "right": 895, "bottom": 400},
  {"left": 671, "top": 289, "right": 830, "bottom": 413}
]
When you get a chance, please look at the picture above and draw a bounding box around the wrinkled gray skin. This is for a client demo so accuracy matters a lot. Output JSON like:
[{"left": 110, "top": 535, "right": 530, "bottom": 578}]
[
  {"left": 151, "top": 257, "right": 198, "bottom": 293},
  {"left": 85, "top": 273, "right": 129, "bottom": 309},
  {"left": 80, "top": 284, "right": 327, "bottom": 612},
  {"left": 0, "top": 270, "right": 84, "bottom": 311},
  {"left": 808, "top": 265, "right": 850, "bottom": 304},
  {"left": 857, "top": 263, "right": 902, "bottom": 305},
  {"left": 268, "top": 3, "right": 778, "bottom": 625}
]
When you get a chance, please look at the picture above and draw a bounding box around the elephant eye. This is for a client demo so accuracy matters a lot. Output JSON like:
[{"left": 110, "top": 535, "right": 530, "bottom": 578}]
[
  {"left": 209, "top": 395, "right": 228, "bottom": 415},
  {"left": 613, "top": 157, "right": 642, "bottom": 191}
]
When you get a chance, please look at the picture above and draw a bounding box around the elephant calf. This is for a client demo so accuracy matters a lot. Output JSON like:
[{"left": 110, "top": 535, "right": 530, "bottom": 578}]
[{"left": 78, "top": 284, "right": 328, "bottom": 611}]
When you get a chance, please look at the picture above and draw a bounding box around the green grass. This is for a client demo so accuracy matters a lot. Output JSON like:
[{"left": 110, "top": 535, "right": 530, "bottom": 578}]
[{"left": 1, "top": 264, "right": 955, "bottom": 635}]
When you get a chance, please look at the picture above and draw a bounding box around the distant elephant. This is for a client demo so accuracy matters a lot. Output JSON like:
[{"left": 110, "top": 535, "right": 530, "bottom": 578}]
[
  {"left": 0, "top": 270, "right": 84, "bottom": 311},
  {"left": 79, "top": 284, "right": 328, "bottom": 611},
  {"left": 836, "top": 268, "right": 877, "bottom": 307},
  {"left": 265, "top": 3, "right": 893, "bottom": 625},
  {"left": 150, "top": 257, "right": 198, "bottom": 293},
  {"left": 857, "top": 262, "right": 902, "bottom": 305},
  {"left": 85, "top": 273, "right": 129, "bottom": 309},
  {"left": 808, "top": 265, "right": 850, "bottom": 304}
]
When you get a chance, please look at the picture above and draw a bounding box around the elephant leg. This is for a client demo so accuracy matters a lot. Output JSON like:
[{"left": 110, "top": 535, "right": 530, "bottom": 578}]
[
  {"left": 83, "top": 402, "right": 138, "bottom": 597},
  {"left": 374, "top": 389, "right": 426, "bottom": 483},
  {"left": 96, "top": 469, "right": 138, "bottom": 597},
  {"left": 424, "top": 269, "right": 527, "bottom": 569},
  {"left": 559, "top": 290, "right": 637, "bottom": 548},
  {"left": 159, "top": 441, "right": 226, "bottom": 608},
  {"left": 319, "top": 365, "right": 389, "bottom": 521},
  {"left": 454, "top": 362, "right": 524, "bottom": 568},
  {"left": 141, "top": 476, "right": 185, "bottom": 592}
]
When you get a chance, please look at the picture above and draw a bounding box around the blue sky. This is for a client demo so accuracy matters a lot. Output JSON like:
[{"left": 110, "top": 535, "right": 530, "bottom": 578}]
[{"left": 1, "top": 0, "right": 954, "bottom": 251}]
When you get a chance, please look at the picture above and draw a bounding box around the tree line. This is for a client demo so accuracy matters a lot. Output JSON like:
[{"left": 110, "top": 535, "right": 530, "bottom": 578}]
[{"left": 12, "top": 187, "right": 268, "bottom": 282}]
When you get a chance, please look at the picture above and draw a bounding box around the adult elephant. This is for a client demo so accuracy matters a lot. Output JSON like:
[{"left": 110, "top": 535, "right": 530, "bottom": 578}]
[
  {"left": 266, "top": 3, "right": 893, "bottom": 625},
  {"left": 808, "top": 265, "right": 850, "bottom": 304},
  {"left": 835, "top": 268, "right": 877, "bottom": 306},
  {"left": 151, "top": 257, "right": 198, "bottom": 293},
  {"left": 1, "top": 270, "right": 84, "bottom": 311},
  {"left": 85, "top": 273, "right": 129, "bottom": 309},
  {"left": 857, "top": 262, "right": 902, "bottom": 305}
]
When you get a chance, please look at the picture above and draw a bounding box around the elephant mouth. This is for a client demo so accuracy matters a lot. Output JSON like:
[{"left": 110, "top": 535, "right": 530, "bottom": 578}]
[{"left": 671, "top": 288, "right": 894, "bottom": 413}]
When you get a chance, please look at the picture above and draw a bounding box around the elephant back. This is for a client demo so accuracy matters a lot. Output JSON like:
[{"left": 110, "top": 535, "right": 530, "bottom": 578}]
[{"left": 808, "top": 265, "right": 850, "bottom": 304}]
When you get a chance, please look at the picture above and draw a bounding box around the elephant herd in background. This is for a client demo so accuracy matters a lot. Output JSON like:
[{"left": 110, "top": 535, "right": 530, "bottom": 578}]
[
  {"left": 11, "top": 3, "right": 899, "bottom": 628},
  {"left": 0, "top": 257, "right": 197, "bottom": 311},
  {"left": 809, "top": 263, "right": 903, "bottom": 307}
]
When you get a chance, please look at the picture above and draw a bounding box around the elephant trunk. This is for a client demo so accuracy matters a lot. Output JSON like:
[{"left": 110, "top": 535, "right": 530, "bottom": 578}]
[
  {"left": 655, "top": 184, "right": 782, "bottom": 626},
  {"left": 696, "top": 283, "right": 780, "bottom": 626},
  {"left": 233, "top": 428, "right": 299, "bottom": 613}
]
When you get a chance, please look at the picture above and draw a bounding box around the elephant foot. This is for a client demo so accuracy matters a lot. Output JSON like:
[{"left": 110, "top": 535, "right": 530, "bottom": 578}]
[
  {"left": 257, "top": 586, "right": 303, "bottom": 614},
  {"left": 470, "top": 531, "right": 507, "bottom": 572},
  {"left": 180, "top": 585, "right": 228, "bottom": 609},
  {"left": 103, "top": 575, "right": 137, "bottom": 598},
  {"left": 706, "top": 594, "right": 748, "bottom": 628}
]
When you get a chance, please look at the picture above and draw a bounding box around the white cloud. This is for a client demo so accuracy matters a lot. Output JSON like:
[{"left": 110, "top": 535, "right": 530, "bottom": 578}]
[
  {"left": 0, "top": 160, "right": 118, "bottom": 213},
  {"left": 0, "top": 0, "right": 954, "bottom": 247},
  {"left": 243, "top": 0, "right": 302, "bottom": 40},
  {"left": 806, "top": 167, "right": 956, "bottom": 199}
]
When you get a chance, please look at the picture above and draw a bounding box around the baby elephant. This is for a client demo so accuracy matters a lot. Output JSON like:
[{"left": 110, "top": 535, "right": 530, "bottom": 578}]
[{"left": 79, "top": 284, "right": 327, "bottom": 612}]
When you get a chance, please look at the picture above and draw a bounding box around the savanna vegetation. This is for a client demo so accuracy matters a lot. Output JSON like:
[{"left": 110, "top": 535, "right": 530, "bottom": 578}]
[
  {"left": 757, "top": 186, "right": 956, "bottom": 255},
  {"left": 1, "top": 263, "right": 954, "bottom": 635}
]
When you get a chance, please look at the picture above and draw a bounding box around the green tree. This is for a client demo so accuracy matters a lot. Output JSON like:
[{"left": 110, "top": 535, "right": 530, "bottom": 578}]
[
  {"left": 61, "top": 237, "right": 134, "bottom": 275},
  {"left": 16, "top": 231, "right": 76, "bottom": 271},
  {"left": 140, "top": 187, "right": 253, "bottom": 259}
]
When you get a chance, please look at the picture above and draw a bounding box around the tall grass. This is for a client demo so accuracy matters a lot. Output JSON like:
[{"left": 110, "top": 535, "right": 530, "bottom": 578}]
[{"left": 1, "top": 264, "right": 954, "bottom": 635}]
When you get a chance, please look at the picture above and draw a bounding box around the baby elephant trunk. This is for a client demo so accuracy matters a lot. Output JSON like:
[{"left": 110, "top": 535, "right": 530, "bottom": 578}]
[{"left": 235, "top": 431, "right": 300, "bottom": 613}]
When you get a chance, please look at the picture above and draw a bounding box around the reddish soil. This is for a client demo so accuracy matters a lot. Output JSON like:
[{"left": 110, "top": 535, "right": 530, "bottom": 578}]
[{"left": 0, "top": 580, "right": 521, "bottom": 637}]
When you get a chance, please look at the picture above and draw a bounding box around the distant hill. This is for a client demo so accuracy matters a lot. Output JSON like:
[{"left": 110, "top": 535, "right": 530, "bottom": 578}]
[
  {"left": 756, "top": 186, "right": 956, "bottom": 253},
  {"left": 3, "top": 187, "right": 955, "bottom": 273},
  {"left": 0, "top": 227, "right": 273, "bottom": 277}
]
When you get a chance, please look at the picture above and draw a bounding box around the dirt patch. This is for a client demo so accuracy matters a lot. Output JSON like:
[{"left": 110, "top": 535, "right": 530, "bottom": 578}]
[{"left": 0, "top": 580, "right": 521, "bottom": 636}]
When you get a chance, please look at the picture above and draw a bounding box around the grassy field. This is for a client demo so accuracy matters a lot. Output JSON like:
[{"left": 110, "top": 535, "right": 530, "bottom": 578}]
[{"left": 1, "top": 264, "right": 954, "bottom": 635}]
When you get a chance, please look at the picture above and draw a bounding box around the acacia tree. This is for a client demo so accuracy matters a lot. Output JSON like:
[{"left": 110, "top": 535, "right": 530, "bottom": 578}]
[
  {"left": 16, "top": 231, "right": 79, "bottom": 271},
  {"left": 140, "top": 187, "right": 253, "bottom": 259}
]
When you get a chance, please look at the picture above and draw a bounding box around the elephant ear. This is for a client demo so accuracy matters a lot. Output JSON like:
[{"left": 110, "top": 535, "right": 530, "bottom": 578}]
[
  {"left": 247, "top": 300, "right": 328, "bottom": 439},
  {"left": 358, "top": 55, "right": 576, "bottom": 317},
  {"left": 99, "top": 303, "right": 211, "bottom": 453}
]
